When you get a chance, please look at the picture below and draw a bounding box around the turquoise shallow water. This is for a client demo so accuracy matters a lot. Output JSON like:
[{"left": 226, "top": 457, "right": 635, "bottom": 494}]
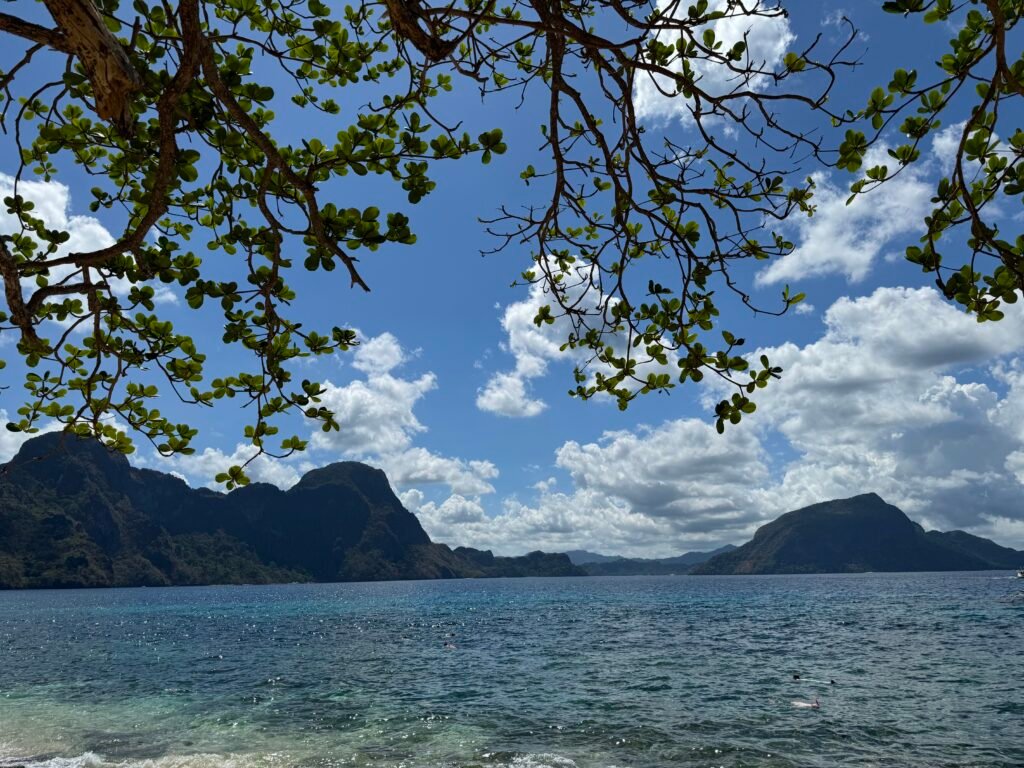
[{"left": 0, "top": 573, "right": 1022, "bottom": 768}]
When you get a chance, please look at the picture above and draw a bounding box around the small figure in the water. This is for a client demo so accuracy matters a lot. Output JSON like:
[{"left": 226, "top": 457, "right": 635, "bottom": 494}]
[
  {"left": 792, "top": 697, "right": 820, "bottom": 709},
  {"left": 443, "top": 641, "right": 457, "bottom": 650},
  {"left": 792, "top": 673, "right": 801, "bottom": 680},
  {"left": 830, "top": 679, "right": 836, "bottom": 685}
]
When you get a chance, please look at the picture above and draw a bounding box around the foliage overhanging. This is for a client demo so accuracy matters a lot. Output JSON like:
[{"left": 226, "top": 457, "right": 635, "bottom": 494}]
[{"left": 0, "top": 0, "right": 1018, "bottom": 483}]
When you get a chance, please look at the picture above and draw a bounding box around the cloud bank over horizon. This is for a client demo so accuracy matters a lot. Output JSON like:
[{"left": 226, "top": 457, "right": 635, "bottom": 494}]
[{"left": 122, "top": 284, "right": 1024, "bottom": 558}]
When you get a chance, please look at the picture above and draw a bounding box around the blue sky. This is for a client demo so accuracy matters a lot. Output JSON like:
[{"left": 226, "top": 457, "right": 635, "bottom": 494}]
[{"left": 3, "top": 1, "right": 1024, "bottom": 555}]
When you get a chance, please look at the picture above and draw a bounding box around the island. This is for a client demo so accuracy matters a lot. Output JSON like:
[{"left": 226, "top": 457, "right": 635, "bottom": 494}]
[
  {"left": 692, "top": 493, "right": 1023, "bottom": 574},
  {"left": 0, "top": 433, "right": 582, "bottom": 589}
]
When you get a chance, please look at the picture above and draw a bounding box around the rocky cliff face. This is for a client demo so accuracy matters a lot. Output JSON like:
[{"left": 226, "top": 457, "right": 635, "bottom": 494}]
[
  {"left": 0, "top": 434, "right": 583, "bottom": 588},
  {"left": 692, "top": 493, "right": 1022, "bottom": 574}
]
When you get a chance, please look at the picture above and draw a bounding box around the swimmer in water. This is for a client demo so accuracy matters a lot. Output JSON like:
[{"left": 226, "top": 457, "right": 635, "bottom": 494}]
[
  {"left": 792, "top": 697, "right": 820, "bottom": 709},
  {"left": 792, "top": 673, "right": 801, "bottom": 680}
]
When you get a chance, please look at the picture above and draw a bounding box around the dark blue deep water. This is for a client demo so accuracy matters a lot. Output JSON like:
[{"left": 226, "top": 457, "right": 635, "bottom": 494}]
[{"left": 1, "top": 573, "right": 1022, "bottom": 768}]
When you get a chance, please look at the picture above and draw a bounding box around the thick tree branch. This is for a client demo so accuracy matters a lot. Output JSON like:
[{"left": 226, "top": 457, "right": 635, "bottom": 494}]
[
  {"left": 41, "top": 0, "right": 202, "bottom": 273},
  {"left": 0, "top": 239, "right": 44, "bottom": 350},
  {"left": 383, "top": 0, "right": 462, "bottom": 61},
  {"left": 40, "top": 0, "right": 141, "bottom": 133},
  {"left": 0, "top": 11, "right": 70, "bottom": 51}
]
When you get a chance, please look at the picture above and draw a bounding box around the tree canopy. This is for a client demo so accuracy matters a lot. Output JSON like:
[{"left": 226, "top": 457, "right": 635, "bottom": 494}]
[{"left": 0, "top": 0, "right": 1019, "bottom": 484}]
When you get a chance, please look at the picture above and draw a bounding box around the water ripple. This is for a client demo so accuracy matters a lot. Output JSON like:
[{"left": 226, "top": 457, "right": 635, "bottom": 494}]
[{"left": 0, "top": 573, "right": 1021, "bottom": 767}]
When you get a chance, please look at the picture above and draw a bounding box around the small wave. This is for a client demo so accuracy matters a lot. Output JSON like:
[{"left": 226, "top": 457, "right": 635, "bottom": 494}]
[
  {"left": 503, "top": 754, "right": 578, "bottom": 768},
  {"left": 3, "top": 753, "right": 105, "bottom": 768},
  {"left": 3, "top": 749, "right": 596, "bottom": 768},
  {"left": 4, "top": 753, "right": 289, "bottom": 768}
]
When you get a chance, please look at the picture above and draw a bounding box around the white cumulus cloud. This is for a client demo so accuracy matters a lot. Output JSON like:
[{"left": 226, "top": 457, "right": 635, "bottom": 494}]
[
  {"left": 757, "top": 123, "right": 983, "bottom": 288},
  {"left": 757, "top": 148, "right": 933, "bottom": 286},
  {"left": 0, "top": 173, "right": 179, "bottom": 307},
  {"left": 312, "top": 372, "right": 437, "bottom": 457},
  {"left": 378, "top": 447, "right": 498, "bottom": 497},
  {"left": 154, "top": 443, "right": 315, "bottom": 490},
  {"left": 475, "top": 275, "right": 577, "bottom": 418},
  {"left": 633, "top": 0, "right": 795, "bottom": 124},
  {"left": 476, "top": 372, "right": 547, "bottom": 418},
  {"left": 448, "top": 286, "right": 1024, "bottom": 554},
  {"left": 351, "top": 332, "right": 407, "bottom": 375},
  {"left": 158, "top": 333, "right": 501, "bottom": 511},
  {"left": 425, "top": 418, "right": 770, "bottom": 557}
]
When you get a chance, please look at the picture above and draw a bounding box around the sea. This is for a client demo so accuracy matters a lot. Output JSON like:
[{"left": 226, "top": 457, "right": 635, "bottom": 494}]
[{"left": 0, "top": 573, "right": 1022, "bottom": 768}]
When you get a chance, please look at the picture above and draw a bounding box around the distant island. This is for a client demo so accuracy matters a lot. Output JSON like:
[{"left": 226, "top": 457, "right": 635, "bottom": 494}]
[
  {"left": 692, "top": 493, "right": 1023, "bottom": 574},
  {"left": 1, "top": 435, "right": 1021, "bottom": 589},
  {"left": 0, "top": 434, "right": 582, "bottom": 589},
  {"left": 566, "top": 546, "right": 738, "bottom": 575},
  {"left": 557, "top": 496, "right": 1024, "bottom": 576}
]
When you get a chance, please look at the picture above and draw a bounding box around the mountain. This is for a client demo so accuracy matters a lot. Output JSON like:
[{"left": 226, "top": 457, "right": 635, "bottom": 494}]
[
  {"left": 576, "top": 545, "right": 738, "bottom": 575},
  {"left": 454, "top": 547, "right": 583, "bottom": 577},
  {"left": 0, "top": 433, "right": 583, "bottom": 589},
  {"left": 925, "top": 529, "right": 1024, "bottom": 569},
  {"left": 564, "top": 550, "right": 625, "bottom": 565},
  {"left": 692, "top": 493, "right": 1023, "bottom": 575}
]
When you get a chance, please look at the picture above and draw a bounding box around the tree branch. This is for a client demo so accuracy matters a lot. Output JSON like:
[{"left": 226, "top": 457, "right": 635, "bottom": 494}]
[
  {"left": 0, "top": 11, "right": 69, "bottom": 52},
  {"left": 0, "top": 239, "right": 44, "bottom": 350},
  {"left": 40, "top": 0, "right": 141, "bottom": 134}
]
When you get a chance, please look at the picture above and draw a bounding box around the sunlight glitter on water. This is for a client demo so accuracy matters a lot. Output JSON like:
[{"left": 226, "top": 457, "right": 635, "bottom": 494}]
[{"left": 1, "top": 574, "right": 1022, "bottom": 768}]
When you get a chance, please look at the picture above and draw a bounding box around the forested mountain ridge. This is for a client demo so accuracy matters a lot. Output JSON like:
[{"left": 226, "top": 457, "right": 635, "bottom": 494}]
[
  {"left": 568, "top": 546, "right": 738, "bottom": 575},
  {"left": 0, "top": 434, "right": 582, "bottom": 589}
]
